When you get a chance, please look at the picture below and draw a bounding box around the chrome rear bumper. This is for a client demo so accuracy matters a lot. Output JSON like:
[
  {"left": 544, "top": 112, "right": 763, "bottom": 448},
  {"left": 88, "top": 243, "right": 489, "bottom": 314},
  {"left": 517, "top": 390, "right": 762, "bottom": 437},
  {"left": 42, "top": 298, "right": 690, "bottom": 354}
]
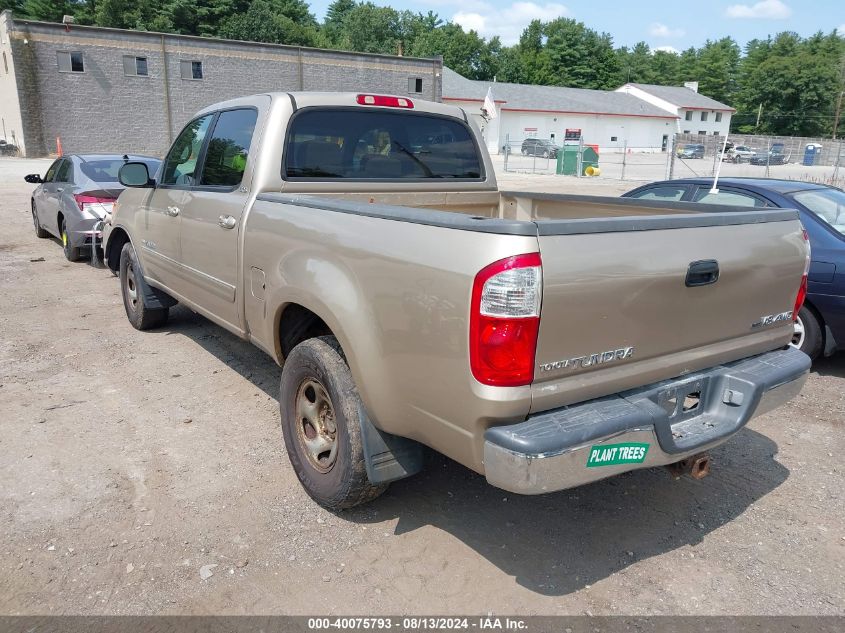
[{"left": 484, "top": 347, "right": 810, "bottom": 495}]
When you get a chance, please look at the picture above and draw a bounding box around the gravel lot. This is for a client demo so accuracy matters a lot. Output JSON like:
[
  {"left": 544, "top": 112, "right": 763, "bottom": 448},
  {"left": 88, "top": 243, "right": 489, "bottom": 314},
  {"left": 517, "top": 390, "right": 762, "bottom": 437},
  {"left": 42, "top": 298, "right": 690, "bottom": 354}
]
[{"left": 1, "top": 157, "right": 843, "bottom": 615}]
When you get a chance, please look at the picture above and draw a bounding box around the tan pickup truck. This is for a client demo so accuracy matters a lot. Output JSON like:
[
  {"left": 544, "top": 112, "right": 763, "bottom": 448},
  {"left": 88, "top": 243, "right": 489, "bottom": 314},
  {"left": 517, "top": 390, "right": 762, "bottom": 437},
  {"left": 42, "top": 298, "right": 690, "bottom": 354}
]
[{"left": 104, "top": 92, "right": 811, "bottom": 508}]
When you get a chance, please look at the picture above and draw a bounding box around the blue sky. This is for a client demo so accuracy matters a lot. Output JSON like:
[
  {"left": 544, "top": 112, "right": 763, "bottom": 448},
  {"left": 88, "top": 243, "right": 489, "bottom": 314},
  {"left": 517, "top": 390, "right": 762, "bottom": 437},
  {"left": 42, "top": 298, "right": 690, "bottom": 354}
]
[{"left": 308, "top": 0, "right": 844, "bottom": 48}]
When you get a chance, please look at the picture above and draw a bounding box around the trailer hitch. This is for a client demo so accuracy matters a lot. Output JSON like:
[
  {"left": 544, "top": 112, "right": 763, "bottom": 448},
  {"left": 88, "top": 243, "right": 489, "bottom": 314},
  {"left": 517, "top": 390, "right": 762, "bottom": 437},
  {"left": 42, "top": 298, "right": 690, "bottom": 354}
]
[{"left": 666, "top": 452, "right": 712, "bottom": 480}]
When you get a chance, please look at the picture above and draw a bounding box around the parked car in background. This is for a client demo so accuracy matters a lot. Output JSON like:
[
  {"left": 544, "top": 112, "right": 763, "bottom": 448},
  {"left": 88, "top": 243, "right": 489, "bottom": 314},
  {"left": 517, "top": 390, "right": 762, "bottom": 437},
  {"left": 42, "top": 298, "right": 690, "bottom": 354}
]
[
  {"left": 624, "top": 177, "right": 845, "bottom": 359},
  {"left": 26, "top": 154, "right": 161, "bottom": 261},
  {"left": 750, "top": 143, "right": 788, "bottom": 165},
  {"left": 0, "top": 139, "right": 19, "bottom": 156},
  {"left": 677, "top": 143, "right": 705, "bottom": 159},
  {"left": 520, "top": 138, "right": 560, "bottom": 158},
  {"left": 725, "top": 145, "right": 756, "bottom": 163}
]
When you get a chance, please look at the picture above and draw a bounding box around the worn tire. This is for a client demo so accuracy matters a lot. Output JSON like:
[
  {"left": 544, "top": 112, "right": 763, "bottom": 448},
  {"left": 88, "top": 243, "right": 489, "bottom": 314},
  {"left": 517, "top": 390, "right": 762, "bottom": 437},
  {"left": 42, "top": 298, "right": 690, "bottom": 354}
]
[
  {"left": 32, "top": 201, "right": 48, "bottom": 238},
  {"left": 61, "top": 218, "right": 82, "bottom": 261},
  {"left": 280, "top": 336, "right": 387, "bottom": 509},
  {"left": 794, "top": 306, "right": 823, "bottom": 360},
  {"left": 119, "top": 242, "right": 169, "bottom": 330}
]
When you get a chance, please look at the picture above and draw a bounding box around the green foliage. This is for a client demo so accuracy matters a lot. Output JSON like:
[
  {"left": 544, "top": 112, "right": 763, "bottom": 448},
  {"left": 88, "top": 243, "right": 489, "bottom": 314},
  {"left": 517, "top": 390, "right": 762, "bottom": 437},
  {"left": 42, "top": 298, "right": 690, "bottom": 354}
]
[
  {"left": 8, "top": 0, "right": 845, "bottom": 136},
  {"left": 410, "top": 23, "right": 497, "bottom": 80},
  {"left": 217, "top": 0, "right": 320, "bottom": 46}
]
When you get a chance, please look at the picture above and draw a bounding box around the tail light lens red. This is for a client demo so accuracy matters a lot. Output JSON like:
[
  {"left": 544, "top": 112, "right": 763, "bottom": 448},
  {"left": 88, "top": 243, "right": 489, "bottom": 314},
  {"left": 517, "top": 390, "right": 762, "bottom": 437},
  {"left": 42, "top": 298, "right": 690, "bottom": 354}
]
[
  {"left": 74, "top": 194, "right": 115, "bottom": 217},
  {"left": 470, "top": 253, "right": 542, "bottom": 387},
  {"left": 793, "top": 228, "right": 811, "bottom": 320}
]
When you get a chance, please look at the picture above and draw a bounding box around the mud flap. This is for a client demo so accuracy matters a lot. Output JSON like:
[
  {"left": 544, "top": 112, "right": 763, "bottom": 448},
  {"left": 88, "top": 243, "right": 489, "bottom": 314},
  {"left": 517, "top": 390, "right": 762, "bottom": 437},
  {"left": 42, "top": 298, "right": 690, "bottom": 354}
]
[
  {"left": 358, "top": 405, "right": 424, "bottom": 485},
  {"left": 132, "top": 254, "right": 178, "bottom": 310}
]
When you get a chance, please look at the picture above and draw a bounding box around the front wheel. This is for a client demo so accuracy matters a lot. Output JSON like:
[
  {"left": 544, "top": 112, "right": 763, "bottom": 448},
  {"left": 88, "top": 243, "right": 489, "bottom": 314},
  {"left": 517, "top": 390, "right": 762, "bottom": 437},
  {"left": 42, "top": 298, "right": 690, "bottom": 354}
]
[
  {"left": 280, "top": 336, "right": 387, "bottom": 509},
  {"left": 120, "top": 242, "right": 169, "bottom": 330},
  {"left": 791, "top": 306, "right": 823, "bottom": 360}
]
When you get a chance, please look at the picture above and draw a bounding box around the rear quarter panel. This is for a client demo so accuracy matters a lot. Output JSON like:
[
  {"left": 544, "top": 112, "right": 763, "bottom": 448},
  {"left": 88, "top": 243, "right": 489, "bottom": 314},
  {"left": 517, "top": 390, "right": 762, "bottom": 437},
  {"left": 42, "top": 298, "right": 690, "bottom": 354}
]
[{"left": 244, "top": 200, "right": 538, "bottom": 472}]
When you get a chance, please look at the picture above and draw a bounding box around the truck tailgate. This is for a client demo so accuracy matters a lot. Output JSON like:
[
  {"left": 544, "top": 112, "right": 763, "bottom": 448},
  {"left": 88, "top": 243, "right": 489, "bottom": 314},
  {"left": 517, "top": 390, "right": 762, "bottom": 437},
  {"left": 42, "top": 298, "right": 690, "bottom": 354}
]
[{"left": 531, "top": 210, "right": 807, "bottom": 412}]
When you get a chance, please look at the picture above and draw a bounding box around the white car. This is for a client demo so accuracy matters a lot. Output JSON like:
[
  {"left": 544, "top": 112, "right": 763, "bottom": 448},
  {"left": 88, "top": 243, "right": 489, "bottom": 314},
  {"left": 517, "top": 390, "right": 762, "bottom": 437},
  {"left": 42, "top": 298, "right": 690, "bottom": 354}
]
[{"left": 726, "top": 145, "right": 757, "bottom": 163}]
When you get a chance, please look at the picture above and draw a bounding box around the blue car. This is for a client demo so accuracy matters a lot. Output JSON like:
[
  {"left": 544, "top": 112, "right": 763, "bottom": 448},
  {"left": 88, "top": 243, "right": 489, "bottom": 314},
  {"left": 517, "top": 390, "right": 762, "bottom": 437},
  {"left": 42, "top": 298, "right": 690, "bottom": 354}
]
[{"left": 623, "top": 177, "right": 845, "bottom": 360}]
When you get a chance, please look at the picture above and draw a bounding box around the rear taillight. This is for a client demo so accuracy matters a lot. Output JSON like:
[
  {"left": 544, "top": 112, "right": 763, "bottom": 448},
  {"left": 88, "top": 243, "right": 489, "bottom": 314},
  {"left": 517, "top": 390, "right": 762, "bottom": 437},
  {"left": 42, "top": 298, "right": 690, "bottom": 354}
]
[
  {"left": 356, "top": 94, "right": 414, "bottom": 108},
  {"left": 793, "top": 228, "right": 811, "bottom": 320},
  {"left": 470, "top": 253, "right": 542, "bottom": 387},
  {"left": 74, "top": 194, "right": 115, "bottom": 218}
]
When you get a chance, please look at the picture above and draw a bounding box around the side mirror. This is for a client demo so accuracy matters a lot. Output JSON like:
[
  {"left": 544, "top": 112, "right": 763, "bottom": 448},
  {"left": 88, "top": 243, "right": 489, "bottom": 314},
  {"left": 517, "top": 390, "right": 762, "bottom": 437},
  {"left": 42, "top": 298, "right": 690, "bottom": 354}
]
[
  {"left": 24, "top": 174, "right": 43, "bottom": 184},
  {"left": 119, "top": 162, "right": 154, "bottom": 188}
]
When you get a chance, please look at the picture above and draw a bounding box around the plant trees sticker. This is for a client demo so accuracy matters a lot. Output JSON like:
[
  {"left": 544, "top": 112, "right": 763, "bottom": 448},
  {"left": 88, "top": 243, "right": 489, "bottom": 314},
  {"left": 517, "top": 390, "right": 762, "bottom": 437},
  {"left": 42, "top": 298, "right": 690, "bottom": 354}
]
[{"left": 586, "top": 442, "right": 649, "bottom": 467}]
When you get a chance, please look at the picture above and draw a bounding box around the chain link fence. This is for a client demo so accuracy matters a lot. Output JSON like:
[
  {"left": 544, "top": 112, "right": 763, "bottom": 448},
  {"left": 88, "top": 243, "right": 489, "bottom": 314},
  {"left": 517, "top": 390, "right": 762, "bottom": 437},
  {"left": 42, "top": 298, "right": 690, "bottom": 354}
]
[
  {"left": 669, "top": 133, "right": 845, "bottom": 188},
  {"left": 499, "top": 130, "right": 845, "bottom": 188}
]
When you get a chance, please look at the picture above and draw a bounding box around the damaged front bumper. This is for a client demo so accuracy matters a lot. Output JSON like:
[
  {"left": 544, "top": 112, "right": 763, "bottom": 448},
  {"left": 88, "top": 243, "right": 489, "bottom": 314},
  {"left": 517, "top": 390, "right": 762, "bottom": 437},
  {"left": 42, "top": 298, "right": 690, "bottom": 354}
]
[{"left": 483, "top": 347, "right": 810, "bottom": 495}]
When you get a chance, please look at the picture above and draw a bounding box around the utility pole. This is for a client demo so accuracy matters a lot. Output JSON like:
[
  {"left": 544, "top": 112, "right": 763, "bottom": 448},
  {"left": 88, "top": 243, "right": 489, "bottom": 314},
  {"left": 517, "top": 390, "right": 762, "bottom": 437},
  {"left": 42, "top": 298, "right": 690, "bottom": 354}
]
[
  {"left": 755, "top": 103, "right": 763, "bottom": 131},
  {"left": 833, "top": 56, "right": 845, "bottom": 139}
]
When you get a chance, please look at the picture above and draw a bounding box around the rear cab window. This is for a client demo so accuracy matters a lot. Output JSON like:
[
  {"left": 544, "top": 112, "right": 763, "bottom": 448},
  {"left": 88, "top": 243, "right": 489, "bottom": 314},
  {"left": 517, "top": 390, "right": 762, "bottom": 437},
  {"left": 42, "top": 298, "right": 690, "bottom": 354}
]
[
  {"left": 200, "top": 108, "right": 258, "bottom": 188},
  {"left": 284, "top": 108, "right": 483, "bottom": 180}
]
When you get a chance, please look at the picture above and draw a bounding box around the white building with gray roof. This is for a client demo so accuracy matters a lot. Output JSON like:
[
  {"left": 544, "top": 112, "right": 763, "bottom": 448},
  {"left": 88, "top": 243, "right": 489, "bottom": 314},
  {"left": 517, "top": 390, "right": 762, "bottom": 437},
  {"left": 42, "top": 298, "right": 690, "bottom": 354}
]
[
  {"left": 443, "top": 67, "right": 733, "bottom": 155},
  {"left": 616, "top": 82, "right": 734, "bottom": 138}
]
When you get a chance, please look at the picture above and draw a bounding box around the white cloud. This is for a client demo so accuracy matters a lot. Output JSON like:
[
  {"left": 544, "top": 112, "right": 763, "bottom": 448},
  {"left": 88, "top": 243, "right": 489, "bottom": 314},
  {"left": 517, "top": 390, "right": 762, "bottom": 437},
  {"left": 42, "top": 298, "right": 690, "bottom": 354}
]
[
  {"left": 649, "top": 22, "right": 685, "bottom": 38},
  {"left": 653, "top": 45, "right": 680, "bottom": 54},
  {"left": 725, "top": 0, "right": 792, "bottom": 19},
  {"left": 453, "top": 2, "right": 570, "bottom": 45},
  {"left": 837, "top": 24, "right": 845, "bottom": 36}
]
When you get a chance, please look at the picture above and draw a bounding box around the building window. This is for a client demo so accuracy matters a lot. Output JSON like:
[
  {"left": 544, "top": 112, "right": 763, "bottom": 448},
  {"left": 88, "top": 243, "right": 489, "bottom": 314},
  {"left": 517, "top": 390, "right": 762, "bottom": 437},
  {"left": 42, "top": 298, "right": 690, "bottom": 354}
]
[
  {"left": 683, "top": 130, "right": 690, "bottom": 134},
  {"left": 700, "top": 111, "right": 708, "bottom": 121},
  {"left": 408, "top": 77, "right": 423, "bottom": 93},
  {"left": 685, "top": 111, "right": 693, "bottom": 121},
  {"left": 123, "top": 55, "right": 149, "bottom": 77},
  {"left": 715, "top": 112, "right": 723, "bottom": 122},
  {"left": 57, "top": 51, "right": 84, "bottom": 73},
  {"left": 2, "top": 52, "right": 8, "bottom": 74},
  {"left": 610, "top": 136, "right": 618, "bottom": 142},
  {"left": 698, "top": 130, "right": 706, "bottom": 135},
  {"left": 180, "top": 60, "right": 203, "bottom": 80},
  {"left": 713, "top": 131, "right": 720, "bottom": 135}
]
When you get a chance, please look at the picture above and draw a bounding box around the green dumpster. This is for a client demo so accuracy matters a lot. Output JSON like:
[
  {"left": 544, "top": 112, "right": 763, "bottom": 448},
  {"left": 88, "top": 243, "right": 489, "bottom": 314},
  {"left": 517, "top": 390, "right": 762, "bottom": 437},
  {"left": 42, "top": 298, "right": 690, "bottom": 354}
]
[
  {"left": 556, "top": 146, "right": 599, "bottom": 175},
  {"left": 557, "top": 146, "right": 580, "bottom": 175},
  {"left": 581, "top": 146, "right": 599, "bottom": 175}
]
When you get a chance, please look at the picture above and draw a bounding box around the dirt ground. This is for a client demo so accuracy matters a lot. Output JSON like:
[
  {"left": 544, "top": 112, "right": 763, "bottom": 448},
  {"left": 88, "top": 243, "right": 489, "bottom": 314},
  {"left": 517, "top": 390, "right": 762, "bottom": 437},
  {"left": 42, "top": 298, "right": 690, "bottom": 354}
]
[{"left": 1, "top": 158, "right": 843, "bottom": 616}]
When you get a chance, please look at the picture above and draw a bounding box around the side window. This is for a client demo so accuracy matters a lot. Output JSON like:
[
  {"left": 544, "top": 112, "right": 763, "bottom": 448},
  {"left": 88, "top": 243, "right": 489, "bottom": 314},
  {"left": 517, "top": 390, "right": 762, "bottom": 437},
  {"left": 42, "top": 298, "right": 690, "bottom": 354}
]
[
  {"left": 43, "top": 159, "right": 61, "bottom": 182},
  {"left": 693, "top": 189, "right": 766, "bottom": 207},
  {"left": 55, "top": 160, "right": 73, "bottom": 183},
  {"left": 160, "top": 115, "right": 214, "bottom": 186},
  {"left": 629, "top": 185, "right": 687, "bottom": 201},
  {"left": 199, "top": 109, "right": 258, "bottom": 187}
]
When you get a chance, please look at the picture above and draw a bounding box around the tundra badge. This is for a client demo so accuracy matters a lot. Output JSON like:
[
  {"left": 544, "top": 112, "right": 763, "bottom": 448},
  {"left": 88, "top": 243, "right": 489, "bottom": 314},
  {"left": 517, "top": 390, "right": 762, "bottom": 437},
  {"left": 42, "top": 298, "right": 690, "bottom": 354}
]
[{"left": 539, "top": 346, "right": 634, "bottom": 372}]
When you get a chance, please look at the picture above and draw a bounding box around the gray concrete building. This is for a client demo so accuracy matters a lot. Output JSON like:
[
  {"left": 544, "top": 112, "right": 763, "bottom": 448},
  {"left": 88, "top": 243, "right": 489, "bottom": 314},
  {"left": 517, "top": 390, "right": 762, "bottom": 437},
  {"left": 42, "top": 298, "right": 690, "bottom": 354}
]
[{"left": 0, "top": 11, "right": 443, "bottom": 157}]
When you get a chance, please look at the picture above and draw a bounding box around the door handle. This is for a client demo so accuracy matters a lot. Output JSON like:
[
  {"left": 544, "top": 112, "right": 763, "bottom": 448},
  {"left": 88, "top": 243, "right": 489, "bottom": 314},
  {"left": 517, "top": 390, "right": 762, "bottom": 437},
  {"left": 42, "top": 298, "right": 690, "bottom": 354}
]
[
  {"left": 166, "top": 205, "right": 180, "bottom": 217},
  {"left": 218, "top": 215, "right": 237, "bottom": 230},
  {"left": 686, "top": 260, "right": 720, "bottom": 287}
]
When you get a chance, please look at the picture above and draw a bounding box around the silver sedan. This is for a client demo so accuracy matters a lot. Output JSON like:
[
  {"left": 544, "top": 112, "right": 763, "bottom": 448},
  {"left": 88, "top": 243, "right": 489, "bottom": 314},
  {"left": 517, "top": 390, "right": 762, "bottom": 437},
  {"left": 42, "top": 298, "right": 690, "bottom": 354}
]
[{"left": 27, "top": 154, "right": 161, "bottom": 261}]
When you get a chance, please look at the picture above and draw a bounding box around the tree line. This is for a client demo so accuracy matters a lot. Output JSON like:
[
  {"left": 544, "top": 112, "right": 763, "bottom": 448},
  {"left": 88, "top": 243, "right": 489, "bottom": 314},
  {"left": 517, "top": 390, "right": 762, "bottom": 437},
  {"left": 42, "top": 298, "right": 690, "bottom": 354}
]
[{"left": 3, "top": 0, "right": 844, "bottom": 137}]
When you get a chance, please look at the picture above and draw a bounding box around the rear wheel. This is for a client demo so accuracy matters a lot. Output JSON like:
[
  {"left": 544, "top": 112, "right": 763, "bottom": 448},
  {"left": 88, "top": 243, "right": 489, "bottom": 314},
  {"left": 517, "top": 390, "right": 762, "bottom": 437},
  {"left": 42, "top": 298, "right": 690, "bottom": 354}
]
[
  {"left": 120, "top": 242, "right": 169, "bottom": 330},
  {"left": 791, "top": 306, "right": 823, "bottom": 360},
  {"left": 32, "top": 202, "right": 48, "bottom": 238},
  {"left": 280, "top": 336, "right": 387, "bottom": 509},
  {"left": 61, "top": 218, "right": 82, "bottom": 261}
]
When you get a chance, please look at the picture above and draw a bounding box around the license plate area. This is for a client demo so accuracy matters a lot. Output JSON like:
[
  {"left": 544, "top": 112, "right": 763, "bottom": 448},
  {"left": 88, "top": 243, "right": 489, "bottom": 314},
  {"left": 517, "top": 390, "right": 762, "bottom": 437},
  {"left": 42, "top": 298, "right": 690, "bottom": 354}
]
[{"left": 655, "top": 377, "right": 709, "bottom": 422}]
